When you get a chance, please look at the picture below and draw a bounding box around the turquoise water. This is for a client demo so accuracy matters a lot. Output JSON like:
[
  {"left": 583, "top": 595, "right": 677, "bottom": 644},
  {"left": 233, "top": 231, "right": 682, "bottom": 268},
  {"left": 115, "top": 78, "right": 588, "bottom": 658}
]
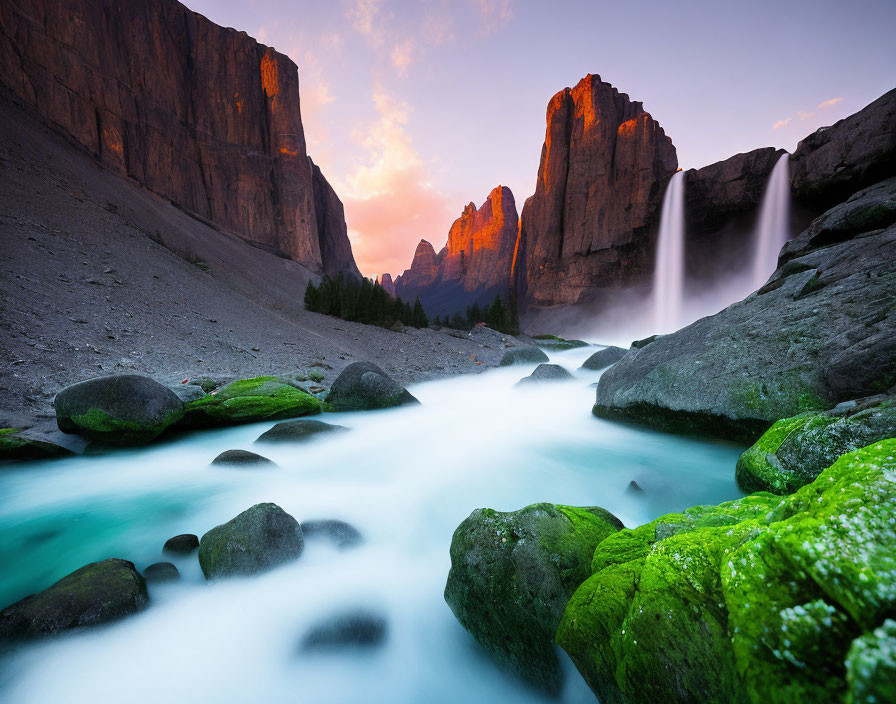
[{"left": 0, "top": 348, "right": 745, "bottom": 703}]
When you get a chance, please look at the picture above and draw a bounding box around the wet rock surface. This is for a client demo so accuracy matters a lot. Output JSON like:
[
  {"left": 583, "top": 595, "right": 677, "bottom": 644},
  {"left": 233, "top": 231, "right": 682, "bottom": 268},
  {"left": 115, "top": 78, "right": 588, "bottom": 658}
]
[
  {"left": 211, "top": 449, "right": 276, "bottom": 466},
  {"left": 255, "top": 420, "right": 348, "bottom": 443}
]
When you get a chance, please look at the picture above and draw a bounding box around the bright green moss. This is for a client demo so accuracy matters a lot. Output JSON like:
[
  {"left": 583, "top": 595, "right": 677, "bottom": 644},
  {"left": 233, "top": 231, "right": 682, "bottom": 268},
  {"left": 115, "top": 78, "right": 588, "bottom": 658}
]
[
  {"left": 559, "top": 441, "right": 896, "bottom": 704},
  {"left": 846, "top": 619, "right": 896, "bottom": 704},
  {"left": 183, "top": 376, "right": 321, "bottom": 427},
  {"left": 68, "top": 407, "right": 183, "bottom": 444}
]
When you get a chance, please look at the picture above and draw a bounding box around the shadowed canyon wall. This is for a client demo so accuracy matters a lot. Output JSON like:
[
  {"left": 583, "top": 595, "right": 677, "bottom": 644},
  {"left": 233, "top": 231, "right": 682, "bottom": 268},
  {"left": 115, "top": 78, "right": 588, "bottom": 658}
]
[{"left": 0, "top": 0, "right": 359, "bottom": 277}]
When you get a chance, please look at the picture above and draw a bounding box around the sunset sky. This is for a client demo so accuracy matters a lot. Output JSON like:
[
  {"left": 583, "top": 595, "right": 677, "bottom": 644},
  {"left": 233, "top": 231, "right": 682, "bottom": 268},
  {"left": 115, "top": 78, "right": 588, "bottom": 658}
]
[{"left": 190, "top": 0, "right": 896, "bottom": 278}]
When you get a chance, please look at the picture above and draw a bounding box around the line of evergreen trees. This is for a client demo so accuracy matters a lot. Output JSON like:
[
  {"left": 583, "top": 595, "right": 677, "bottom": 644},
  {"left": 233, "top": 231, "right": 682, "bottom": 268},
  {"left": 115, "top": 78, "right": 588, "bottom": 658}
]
[
  {"left": 304, "top": 275, "right": 428, "bottom": 328},
  {"left": 434, "top": 293, "right": 519, "bottom": 335}
]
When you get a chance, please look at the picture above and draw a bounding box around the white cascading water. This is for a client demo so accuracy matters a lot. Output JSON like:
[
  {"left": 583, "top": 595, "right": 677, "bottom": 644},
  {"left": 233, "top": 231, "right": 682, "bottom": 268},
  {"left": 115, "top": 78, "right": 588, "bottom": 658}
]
[
  {"left": 652, "top": 170, "right": 686, "bottom": 334},
  {"left": 751, "top": 153, "right": 791, "bottom": 289}
]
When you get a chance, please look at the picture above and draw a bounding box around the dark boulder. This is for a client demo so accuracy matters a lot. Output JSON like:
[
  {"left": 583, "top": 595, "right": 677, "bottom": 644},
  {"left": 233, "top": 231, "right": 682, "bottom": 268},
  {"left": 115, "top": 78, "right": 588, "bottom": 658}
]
[
  {"left": 198, "top": 503, "right": 304, "bottom": 580},
  {"left": 791, "top": 88, "right": 896, "bottom": 208},
  {"left": 163, "top": 534, "right": 199, "bottom": 554},
  {"left": 300, "top": 609, "right": 387, "bottom": 652},
  {"left": 143, "top": 562, "right": 179, "bottom": 583},
  {"left": 0, "top": 428, "right": 72, "bottom": 461},
  {"left": 516, "top": 363, "right": 573, "bottom": 385},
  {"left": 498, "top": 346, "right": 549, "bottom": 366},
  {"left": 326, "top": 362, "right": 419, "bottom": 411},
  {"left": 0, "top": 558, "right": 148, "bottom": 639},
  {"left": 444, "top": 503, "right": 623, "bottom": 695},
  {"left": 531, "top": 335, "right": 589, "bottom": 351},
  {"left": 580, "top": 346, "right": 627, "bottom": 370},
  {"left": 54, "top": 374, "right": 184, "bottom": 445},
  {"left": 301, "top": 520, "right": 363, "bottom": 549},
  {"left": 211, "top": 449, "right": 275, "bottom": 466},
  {"left": 255, "top": 420, "right": 348, "bottom": 443}
]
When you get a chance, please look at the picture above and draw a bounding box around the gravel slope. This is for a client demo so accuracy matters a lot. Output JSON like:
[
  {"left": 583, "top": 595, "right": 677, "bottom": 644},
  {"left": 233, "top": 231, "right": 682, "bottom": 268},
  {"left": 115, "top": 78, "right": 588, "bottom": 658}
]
[{"left": 0, "top": 94, "right": 521, "bottom": 437}]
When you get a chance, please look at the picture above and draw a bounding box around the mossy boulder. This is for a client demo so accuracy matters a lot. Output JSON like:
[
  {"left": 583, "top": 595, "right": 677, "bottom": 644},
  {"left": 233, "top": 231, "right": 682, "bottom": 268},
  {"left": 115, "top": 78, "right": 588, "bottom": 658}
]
[
  {"left": 531, "top": 334, "right": 589, "bottom": 351},
  {"left": 0, "top": 558, "right": 148, "bottom": 639},
  {"left": 181, "top": 376, "right": 321, "bottom": 428},
  {"left": 581, "top": 346, "right": 627, "bottom": 371},
  {"left": 198, "top": 503, "right": 304, "bottom": 580},
  {"left": 326, "top": 362, "right": 419, "bottom": 411},
  {"left": 444, "top": 503, "right": 623, "bottom": 695},
  {"left": 557, "top": 441, "right": 896, "bottom": 704},
  {"left": 0, "top": 428, "right": 72, "bottom": 461},
  {"left": 736, "top": 395, "right": 895, "bottom": 494},
  {"left": 54, "top": 374, "right": 184, "bottom": 444},
  {"left": 846, "top": 619, "right": 896, "bottom": 703},
  {"left": 498, "top": 346, "right": 549, "bottom": 366}
]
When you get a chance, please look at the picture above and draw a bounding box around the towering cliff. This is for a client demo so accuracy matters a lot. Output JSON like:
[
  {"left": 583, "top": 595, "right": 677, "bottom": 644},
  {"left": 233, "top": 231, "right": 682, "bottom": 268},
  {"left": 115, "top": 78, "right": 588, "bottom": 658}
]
[
  {"left": 393, "top": 186, "right": 518, "bottom": 316},
  {"left": 513, "top": 74, "right": 678, "bottom": 310},
  {"left": 0, "top": 0, "right": 359, "bottom": 277}
]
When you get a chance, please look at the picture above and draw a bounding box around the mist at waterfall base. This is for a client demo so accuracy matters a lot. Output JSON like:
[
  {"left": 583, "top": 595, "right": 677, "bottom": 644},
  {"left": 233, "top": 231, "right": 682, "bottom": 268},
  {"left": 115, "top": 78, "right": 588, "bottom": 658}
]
[
  {"left": 544, "top": 156, "right": 793, "bottom": 347},
  {"left": 0, "top": 347, "right": 744, "bottom": 704}
]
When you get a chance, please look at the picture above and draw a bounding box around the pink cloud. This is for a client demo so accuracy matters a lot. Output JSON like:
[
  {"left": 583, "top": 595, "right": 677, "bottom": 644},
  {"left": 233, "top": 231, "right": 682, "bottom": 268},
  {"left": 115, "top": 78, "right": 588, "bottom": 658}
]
[
  {"left": 817, "top": 97, "right": 843, "bottom": 109},
  {"left": 391, "top": 39, "right": 416, "bottom": 76},
  {"left": 772, "top": 117, "right": 791, "bottom": 130},
  {"left": 475, "top": 0, "right": 513, "bottom": 33}
]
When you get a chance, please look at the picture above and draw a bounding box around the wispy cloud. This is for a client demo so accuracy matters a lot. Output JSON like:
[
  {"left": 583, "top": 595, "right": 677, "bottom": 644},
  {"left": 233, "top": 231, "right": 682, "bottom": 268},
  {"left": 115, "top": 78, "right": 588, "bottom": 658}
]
[
  {"left": 772, "top": 117, "right": 791, "bottom": 130},
  {"left": 818, "top": 96, "right": 843, "bottom": 109},
  {"left": 391, "top": 39, "right": 416, "bottom": 76},
  {"left": 475, "top": 0, "right": 513, "bottom": 33},
  {"left": 338, "top": 89, "right": 455, "bottom": 276},
  {"left": 346, "top": 0, "right": 382, "bottom": 39}
]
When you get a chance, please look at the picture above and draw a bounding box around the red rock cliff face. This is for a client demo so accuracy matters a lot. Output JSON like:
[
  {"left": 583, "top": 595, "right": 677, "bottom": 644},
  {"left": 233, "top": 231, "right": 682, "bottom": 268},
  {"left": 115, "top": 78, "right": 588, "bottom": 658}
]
[
  {"left": 513, "top": 74, "right": 678, "bottom": 308},
  {"left": 392, "top": 186, "right": 519, "bottom": 315},
  {"left": 310, "top": 159, "right": 361, "bottom": 278},
  {"left": 0, "top": 0, "right": 356, "bottom": 275}
]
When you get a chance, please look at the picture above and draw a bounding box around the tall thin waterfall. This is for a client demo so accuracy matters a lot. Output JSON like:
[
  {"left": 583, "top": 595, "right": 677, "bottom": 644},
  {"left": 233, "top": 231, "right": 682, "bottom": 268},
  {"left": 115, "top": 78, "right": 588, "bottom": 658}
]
[
  {"left": 751, "top": 153, "right": 791, "bottom": 289},
  {"left": 652, "top": 170, "right": 686, "bottom": 334}
]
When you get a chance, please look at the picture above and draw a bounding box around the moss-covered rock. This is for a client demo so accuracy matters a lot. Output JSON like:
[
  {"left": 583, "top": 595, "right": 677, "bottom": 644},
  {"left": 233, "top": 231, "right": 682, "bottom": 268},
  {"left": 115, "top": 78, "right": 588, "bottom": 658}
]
[
  {"left": 181, "top": 376, "right": 321, "bottom": 428},
  {"left": 444, "top": 503, "right": 623, "bottom": 695},
  {"left": 736, "top": 396, "right": 895, "bottom": 494},
  {"left": 846, "top": 619, "right": 896, "bottom": 704},
  {"left": 557, "top": 441, "right": 896, "bottom": 704},
  {"left": 54, "top": 374, "right": 184, "bottom": 444},
  {"left": 0, "top": 558, "right": 148, "bottom": 640},
  {"left": 531, "top": 334, "right": 590, "bottom": 351},
  {"left": 0, "top": 428, "right": 72, "bottom": 461},
  {"left": 325, "top": 362, "right": 419, "bottom": 411},
  {"left": 198, "top": 503, "right": 304, "bottom": 580}
]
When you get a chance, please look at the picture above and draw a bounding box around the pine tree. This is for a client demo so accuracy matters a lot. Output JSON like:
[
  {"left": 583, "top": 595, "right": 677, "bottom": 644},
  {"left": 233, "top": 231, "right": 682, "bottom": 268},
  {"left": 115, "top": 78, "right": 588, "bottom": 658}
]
[
  {"left": 411, "top": 296, "right": 428, "bottom": 328},
  {"left": 304, "top": 279, "right": 320, "bottom": 311}
]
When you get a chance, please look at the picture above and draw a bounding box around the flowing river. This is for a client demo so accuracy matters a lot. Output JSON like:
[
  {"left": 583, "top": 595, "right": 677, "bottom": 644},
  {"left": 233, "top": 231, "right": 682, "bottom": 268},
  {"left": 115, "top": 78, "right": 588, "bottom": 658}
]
[{"left": 0, "top": 347, "right": 745, "bottom": 703}]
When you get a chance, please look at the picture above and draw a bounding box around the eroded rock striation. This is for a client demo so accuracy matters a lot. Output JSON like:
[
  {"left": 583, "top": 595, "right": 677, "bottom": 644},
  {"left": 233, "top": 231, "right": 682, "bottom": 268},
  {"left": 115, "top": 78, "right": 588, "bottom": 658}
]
[
  {"left": 0, "top": 0, "right": 358, "bottom": 276},
  {"left": 513, "top": 74, "right": 678, "bottom": 310}
]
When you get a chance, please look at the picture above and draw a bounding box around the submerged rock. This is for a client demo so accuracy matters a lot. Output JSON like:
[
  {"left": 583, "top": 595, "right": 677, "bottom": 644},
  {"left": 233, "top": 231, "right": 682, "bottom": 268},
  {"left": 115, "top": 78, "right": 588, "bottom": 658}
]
[
  {"left": 0, "top": 428, "right": 72, "bottom": 461},
  {"left": 557, "top": 441, "right": 896, "bottom": 704},
  {"left": 326, "top": 362, "right": 419, "bottom": 411},
  {"left": 516, "top": 363, "right": 573, "bottom": 385},
  {"left": 580, "top": 346, "right": 627, "bottom": 370},
  {"left": 54, "top": 374, "right": 184, "bottom": 445},
  {"left": 0, "top": 558, "right": 148, "bottom": 639},
  {"left": 593, "top": 178, "right": 896, "bottom": 443},
  {"left": 182, "top": 377, "right": 321, "bottom": 428},
  {"left": 211, "top": 449, "right": 275, "bottom": 466},
  {"left": 736, "top": 395, "right": 896, "bottom": 494},
  {"left": 301, "top": 520, "right": 363, "bottom": 549},
  {"left": 255, "top": 420, "right": 348, "bottom": 443},
  {"left": 143, "top": 562, "right": 179, "bottom": 583},
  {"left": 300, "top": 609, "right": 387, "bottom": 652},
  {"left": 531, "top": 335, "right": 589, "bottom": 351},
  {"left": 163, "top": 534, "right": 199, "bottom": 554},
  {"left": 444, "top": 503, "right": 623, "bottom": 695},
  {"left": 498, "top": 346, "right": 549, "bottom": 366},
  {"left": 198, "top": 503, "right": 304, "bottom": 580}
]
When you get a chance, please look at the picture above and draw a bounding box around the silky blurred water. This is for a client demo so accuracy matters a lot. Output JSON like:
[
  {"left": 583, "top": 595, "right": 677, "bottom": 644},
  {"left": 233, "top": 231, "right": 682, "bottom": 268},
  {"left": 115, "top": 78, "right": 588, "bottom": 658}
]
[{"left": 0, "top": 347, "right": 745, "bottom": 703}]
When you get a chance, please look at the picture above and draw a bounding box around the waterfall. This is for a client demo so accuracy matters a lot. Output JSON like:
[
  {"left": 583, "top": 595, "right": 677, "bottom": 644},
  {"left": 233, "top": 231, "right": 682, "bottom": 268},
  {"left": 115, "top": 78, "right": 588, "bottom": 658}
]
[
  {"left": 751, "top": 153, "right": 791, "bottom": 289},
  {"left": 652, "top": 170, "right": 686, "bottom": 334}
]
